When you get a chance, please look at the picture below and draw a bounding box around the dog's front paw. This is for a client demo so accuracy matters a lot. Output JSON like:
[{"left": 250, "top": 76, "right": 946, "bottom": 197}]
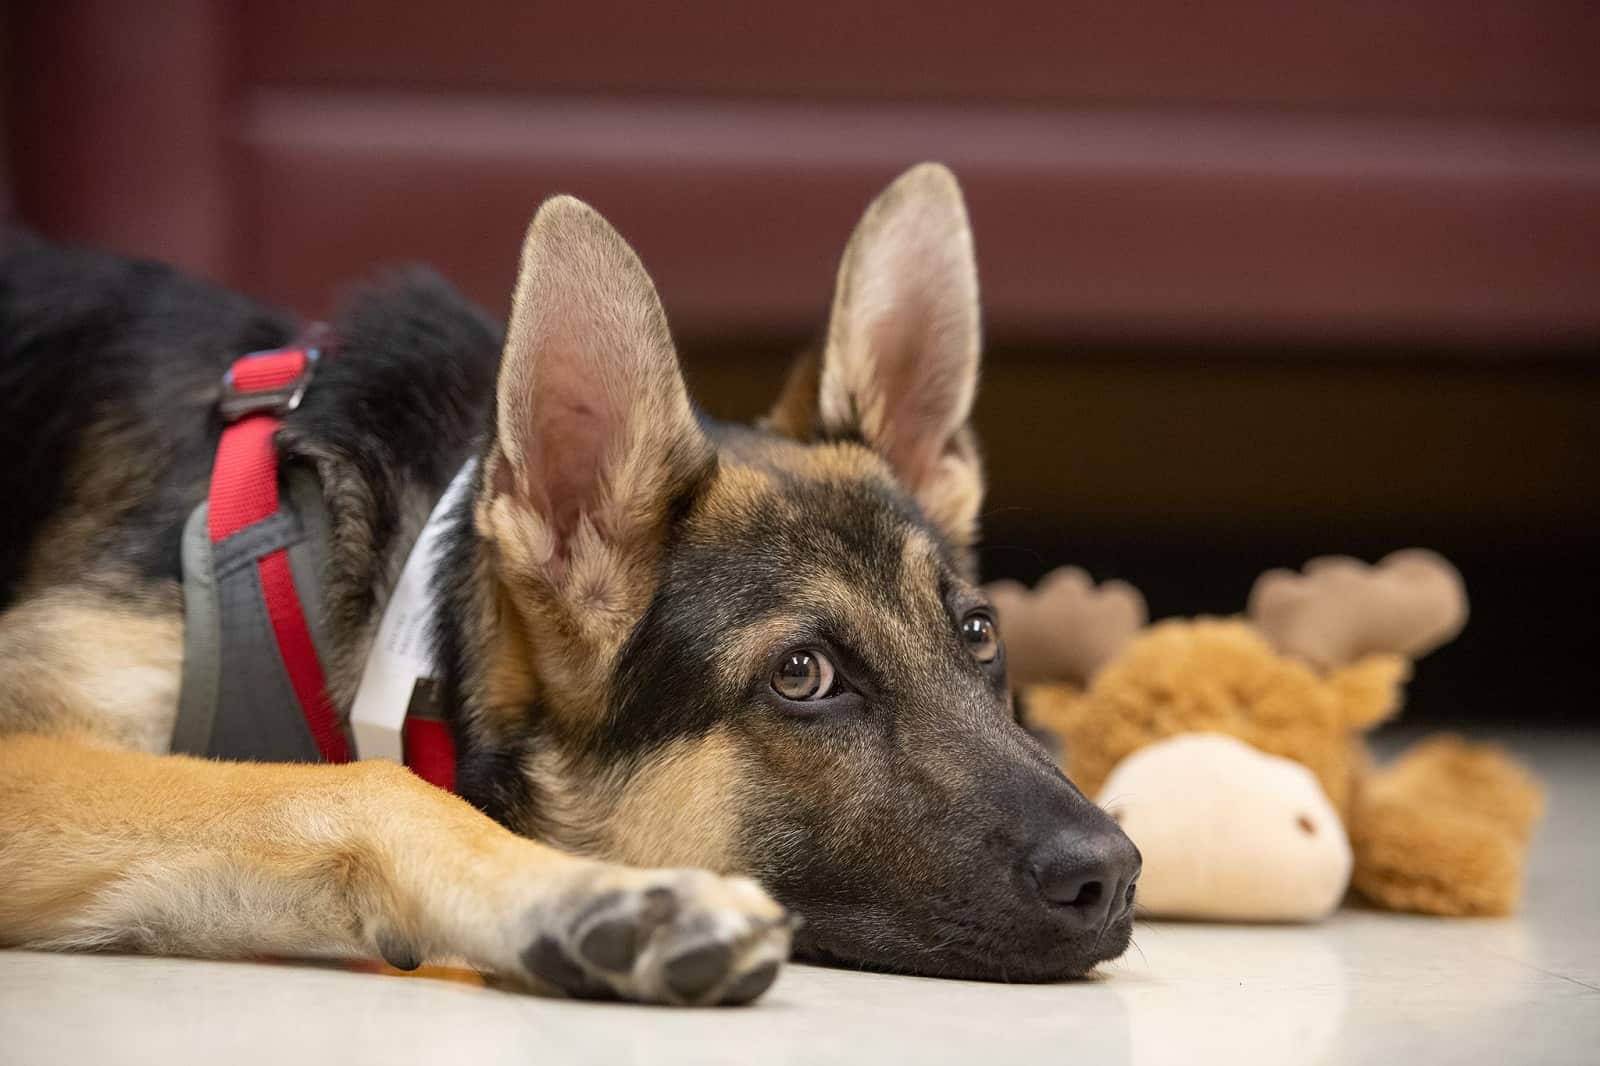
[{"left": 518, "top": 867, "right": 795, "bottom": 1005}]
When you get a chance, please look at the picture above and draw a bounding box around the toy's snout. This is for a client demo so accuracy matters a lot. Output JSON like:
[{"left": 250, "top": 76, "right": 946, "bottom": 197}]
[{"left": 1097, "top": 733, "right": 1352, "bottom": 922}]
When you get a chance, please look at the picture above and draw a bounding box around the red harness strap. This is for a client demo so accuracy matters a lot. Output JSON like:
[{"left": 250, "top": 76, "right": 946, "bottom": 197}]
[
  {"left": 403, "top": 717, "right": 457, "bottom": 793},
  {"left": 210, "top": 347, "right": 351, "bottom": 764},
  {"left": 209, "top": 344, "right": 458, "bottom": 790}
]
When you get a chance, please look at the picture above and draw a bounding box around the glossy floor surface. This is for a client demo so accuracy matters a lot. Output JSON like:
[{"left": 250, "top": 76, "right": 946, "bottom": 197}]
[{"left": 2, "top": 732, "right": 1595, "bottom": 1066}]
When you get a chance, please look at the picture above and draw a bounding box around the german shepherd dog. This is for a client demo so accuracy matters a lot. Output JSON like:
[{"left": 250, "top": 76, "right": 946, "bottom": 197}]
[{"left": 0, "top": 164, "right": 1139, "bottom": 1004}]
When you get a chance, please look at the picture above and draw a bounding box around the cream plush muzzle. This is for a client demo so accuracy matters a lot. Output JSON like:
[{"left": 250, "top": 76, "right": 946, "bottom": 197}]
[{"left": 1099, "top": 733, "right": 1351, "bottom": 922}]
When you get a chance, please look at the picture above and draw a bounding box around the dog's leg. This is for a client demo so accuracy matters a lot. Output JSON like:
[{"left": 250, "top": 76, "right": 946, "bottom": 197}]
[{"left": 0, "top": 735, "right": 793, "bottom": 1005}]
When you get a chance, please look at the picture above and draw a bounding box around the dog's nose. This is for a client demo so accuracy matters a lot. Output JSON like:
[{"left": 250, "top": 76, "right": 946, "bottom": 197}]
[{"left": 1028, "top": 829, "right": 1142, "bottom": 929}]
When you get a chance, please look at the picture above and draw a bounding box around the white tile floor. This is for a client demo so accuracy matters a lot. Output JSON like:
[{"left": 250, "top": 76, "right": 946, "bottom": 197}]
[{"left": 2, "top": 731, "right": 1595, "bottom": 1066}]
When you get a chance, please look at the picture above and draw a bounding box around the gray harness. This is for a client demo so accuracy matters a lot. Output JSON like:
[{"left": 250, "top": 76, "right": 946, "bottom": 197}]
[{"left": 171, "top": 466, "right": 342, "bottom": 762}]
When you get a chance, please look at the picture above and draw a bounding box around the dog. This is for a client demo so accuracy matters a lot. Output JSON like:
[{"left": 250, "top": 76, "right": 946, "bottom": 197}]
[{"left": 0, "top": 164, "right": 1139, "bottom": 1004}]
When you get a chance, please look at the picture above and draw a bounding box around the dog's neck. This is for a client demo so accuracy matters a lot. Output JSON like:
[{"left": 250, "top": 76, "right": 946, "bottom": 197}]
[{"left": 264, "top": 274, "right": 505, "bottom": 723}]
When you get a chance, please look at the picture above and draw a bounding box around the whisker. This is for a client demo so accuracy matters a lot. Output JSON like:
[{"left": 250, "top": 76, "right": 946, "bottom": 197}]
[{"left": 1096, "top": 792, "right": 1139, "bottom": 820}]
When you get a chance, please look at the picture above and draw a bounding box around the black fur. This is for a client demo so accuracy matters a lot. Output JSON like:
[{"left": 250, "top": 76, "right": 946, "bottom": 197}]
[
  {"left": 0, "top": 230, "right": 292, "bottom": 604},
  {"left": 276, "top": 268, "right": 500, "bottom": 646},
  {"left": 0, "top": 230, "right": 499, "bottom": 614}
]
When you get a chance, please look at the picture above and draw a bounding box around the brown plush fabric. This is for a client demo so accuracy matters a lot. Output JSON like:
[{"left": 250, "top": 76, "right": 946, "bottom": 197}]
[
  {"left": 1029, "top": 620, "right": 1402, "bottom": 822},
  {"left": 1001, "top": 553, "right": 1544, "bottom": 919},
  {"left": 1350, "top": 735, "right": 1543, "bottom": 916},
  {"left": 1249, "top": 549, "right": 1469, "bottom": 672},
  {"left": 986, "top": 567, "right": 1147, "bottom": 687}
]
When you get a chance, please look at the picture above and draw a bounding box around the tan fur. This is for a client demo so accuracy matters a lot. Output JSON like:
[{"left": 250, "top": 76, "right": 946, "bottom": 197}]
[
  {"left": 15, "top": 422, "right": 162, "bottom": 599},
  {"left": 762, "top": 351, "right": 822, "bottom": 441},
  {"left": 897, "top": 530, "right": 953, "bottom": 625},
  {"left": 787, "top": 440, "right": 899, "bottom": 485},
  {"left": 515, "top": 728, "right": 745, "bottom": 867},
  {"left": 708, "top": 567, "right": 923, "bottom": 695},
  {"left": 909, "top": 427, "right": 985, "bottom": 570},
  {"left": 476, "top": 582, "right": 544, "bottom": 734},
  {"left": 0, "top": 734, "right": 786, "bottom": 996},
  {"left": 712, "top": 615, "right": 809, "bottom": 694},
  {"left": 0, "top": 583, "right": 183, "bottom": 754},
  {"left": 603, "top": 730, "right": 747, "bottom": 871}
]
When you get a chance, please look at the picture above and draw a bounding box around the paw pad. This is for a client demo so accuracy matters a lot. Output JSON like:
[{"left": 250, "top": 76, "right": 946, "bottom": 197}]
[
  {"left": 664, "top": 941, "right": 732, "bottom": 1000},
  {"left": 520, "top": 868, "right": 794, "bottom": 1005}
]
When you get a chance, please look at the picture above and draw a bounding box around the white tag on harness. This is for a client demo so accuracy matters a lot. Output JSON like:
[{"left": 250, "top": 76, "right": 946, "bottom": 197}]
[{"left": 348, "top": 460, "right": 476, "bottom": 763}]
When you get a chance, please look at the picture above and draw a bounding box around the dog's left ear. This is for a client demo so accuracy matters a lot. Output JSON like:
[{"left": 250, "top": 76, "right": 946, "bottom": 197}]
[{"left": 770, "top": 162, "right": 984, "bottom": 557}]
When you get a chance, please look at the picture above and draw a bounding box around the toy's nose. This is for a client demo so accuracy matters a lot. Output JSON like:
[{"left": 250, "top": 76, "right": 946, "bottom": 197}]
[{"left": 1028, "top": 829, "right": 1142, "bottom": 929}]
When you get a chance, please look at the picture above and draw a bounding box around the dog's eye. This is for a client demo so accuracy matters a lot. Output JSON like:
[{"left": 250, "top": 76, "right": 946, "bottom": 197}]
[
  {"left": 961, "top": 612, "right": 1000, "bottom": 664},
  {"left": 772, "top": 650, "right": 836, "bottom": 701}
]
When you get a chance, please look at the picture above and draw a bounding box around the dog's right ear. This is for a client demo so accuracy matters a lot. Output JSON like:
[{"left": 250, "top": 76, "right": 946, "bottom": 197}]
[{"left": 479, "top": 197, "right": 712, "bottom": 620}]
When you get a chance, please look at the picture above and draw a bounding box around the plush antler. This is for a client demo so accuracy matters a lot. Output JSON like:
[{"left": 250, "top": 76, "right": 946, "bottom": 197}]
[
  {"left": 1248, "top": 549, "right": 1468, "bottom": 672},
  {"left": 985, "top": 567, "right": 1148, "bottom": 686}
]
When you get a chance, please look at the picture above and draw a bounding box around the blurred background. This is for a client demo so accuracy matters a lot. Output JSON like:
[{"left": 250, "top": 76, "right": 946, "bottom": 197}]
[{"left": 2, "top": 2, "right": 1596, "bottom": 726}]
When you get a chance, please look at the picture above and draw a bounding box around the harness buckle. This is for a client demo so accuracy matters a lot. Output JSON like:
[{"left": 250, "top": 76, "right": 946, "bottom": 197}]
[{"left": 218, "top": 346, "right": 320, "bottom": 422}]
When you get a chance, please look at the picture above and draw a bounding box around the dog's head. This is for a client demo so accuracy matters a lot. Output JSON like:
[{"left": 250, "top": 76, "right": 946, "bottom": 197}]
[{"left": 461, "top": 164, "right": 1139, "bottom": 981}]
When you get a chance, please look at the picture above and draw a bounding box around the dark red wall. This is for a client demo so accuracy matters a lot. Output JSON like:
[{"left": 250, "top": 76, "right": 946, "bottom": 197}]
[
  {"left": 7, "top": 2, "right": 1597, "bottom": 722},
  {"left": 9, "top": 1, "right": 1600, "bottom": 345}
]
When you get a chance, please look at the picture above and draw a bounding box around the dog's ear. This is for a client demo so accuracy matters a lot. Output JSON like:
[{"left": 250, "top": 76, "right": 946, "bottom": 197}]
[
  {"left": 771, "top": 163, "right": 984, "bottom": 555},
  {"left": 480, "top": 196, "right": 712, "bottom": 612}
]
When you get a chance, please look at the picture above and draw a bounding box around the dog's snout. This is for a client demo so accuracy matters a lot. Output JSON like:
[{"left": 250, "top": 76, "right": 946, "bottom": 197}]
[{"left": 1027, "top": 829, "right": 1142, "bottom": 929}]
